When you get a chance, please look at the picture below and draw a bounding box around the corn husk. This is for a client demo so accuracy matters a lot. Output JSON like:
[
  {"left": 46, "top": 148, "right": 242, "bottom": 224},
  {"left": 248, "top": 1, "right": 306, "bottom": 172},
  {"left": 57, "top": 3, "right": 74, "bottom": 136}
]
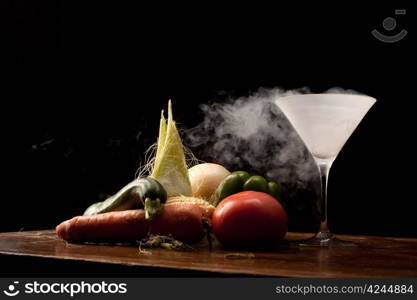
[{"left": 150, "top": 100, "right": 192, "bottom": 197}]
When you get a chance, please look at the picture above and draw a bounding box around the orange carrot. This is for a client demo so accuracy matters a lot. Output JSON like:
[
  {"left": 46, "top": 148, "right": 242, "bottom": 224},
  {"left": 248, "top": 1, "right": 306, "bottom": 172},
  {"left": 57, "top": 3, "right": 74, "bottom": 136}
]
[{"left": 56, "top": 204, "right": 207, "bottom": 243}]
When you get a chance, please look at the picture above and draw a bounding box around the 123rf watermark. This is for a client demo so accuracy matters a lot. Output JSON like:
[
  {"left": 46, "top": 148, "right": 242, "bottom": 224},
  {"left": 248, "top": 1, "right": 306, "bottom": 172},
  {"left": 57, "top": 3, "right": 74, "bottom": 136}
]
[
  {"left": 2, "top": 280, "right": 127, "bottom": 297},
  {"left": 275, "top": 284, "right": 414, "bottom": 296}
]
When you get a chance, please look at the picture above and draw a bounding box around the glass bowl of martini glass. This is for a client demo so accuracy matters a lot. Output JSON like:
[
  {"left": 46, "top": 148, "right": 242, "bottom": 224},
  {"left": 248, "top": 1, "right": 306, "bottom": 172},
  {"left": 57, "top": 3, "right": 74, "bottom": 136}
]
[{"left": 275, "top": 93, "right": 376, "bottom": 247}]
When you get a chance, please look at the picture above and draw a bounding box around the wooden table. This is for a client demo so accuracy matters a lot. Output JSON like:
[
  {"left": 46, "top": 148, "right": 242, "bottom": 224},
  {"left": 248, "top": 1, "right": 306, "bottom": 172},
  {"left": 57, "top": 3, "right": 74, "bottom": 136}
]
[{"left": 0, "top": 230, "right": 416, "bottom": 277}]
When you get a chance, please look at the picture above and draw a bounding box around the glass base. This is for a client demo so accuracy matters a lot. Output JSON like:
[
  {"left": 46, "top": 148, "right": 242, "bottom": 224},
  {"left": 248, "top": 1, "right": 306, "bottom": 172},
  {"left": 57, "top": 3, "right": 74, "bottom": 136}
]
[{"left": 298, "top": 231, "right": 357, "bottom": 247}]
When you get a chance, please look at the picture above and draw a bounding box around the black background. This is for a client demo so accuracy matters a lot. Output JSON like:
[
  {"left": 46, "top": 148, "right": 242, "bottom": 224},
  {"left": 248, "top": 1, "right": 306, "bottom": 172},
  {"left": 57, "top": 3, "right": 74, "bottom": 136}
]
[{"left": 3, "top": 1, "right": 416, "bottom": 240}]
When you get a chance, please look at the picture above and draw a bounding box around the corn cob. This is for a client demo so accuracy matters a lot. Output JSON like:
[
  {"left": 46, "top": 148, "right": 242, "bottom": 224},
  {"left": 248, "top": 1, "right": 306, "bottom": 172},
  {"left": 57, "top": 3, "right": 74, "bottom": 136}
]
[{"left": 166, "top": 196, "right": 215, "bottom": 218}]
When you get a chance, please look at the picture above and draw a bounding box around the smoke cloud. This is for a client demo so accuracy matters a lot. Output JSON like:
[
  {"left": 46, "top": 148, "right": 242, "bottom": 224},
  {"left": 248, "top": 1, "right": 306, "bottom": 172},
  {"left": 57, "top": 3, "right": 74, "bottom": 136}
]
[
  {"left": 185, "top": 87, "right": 361, "bottom": 193},
  {"left": 325, "top": 86, "right": 362, "bottom": 95}
]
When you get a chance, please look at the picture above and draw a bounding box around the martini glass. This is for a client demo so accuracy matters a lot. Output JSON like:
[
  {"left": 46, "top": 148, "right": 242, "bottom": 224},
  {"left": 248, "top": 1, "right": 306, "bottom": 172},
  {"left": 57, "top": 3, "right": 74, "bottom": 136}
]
[{"left": 275, "top": 94, "right": 376, "bottom": 247}]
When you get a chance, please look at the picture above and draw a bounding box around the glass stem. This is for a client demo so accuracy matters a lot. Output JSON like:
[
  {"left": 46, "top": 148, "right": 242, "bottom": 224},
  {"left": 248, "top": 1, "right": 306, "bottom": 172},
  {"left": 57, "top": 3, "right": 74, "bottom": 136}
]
[{"left": 318, "top": 161, "right": 332, "bottom": 234}]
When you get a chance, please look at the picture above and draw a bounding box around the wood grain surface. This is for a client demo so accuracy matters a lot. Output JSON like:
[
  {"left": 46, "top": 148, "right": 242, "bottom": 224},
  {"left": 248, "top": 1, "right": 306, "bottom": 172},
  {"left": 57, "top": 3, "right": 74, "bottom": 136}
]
[{"left": 0, "top": 230, "right": 416, "bottom": 277}]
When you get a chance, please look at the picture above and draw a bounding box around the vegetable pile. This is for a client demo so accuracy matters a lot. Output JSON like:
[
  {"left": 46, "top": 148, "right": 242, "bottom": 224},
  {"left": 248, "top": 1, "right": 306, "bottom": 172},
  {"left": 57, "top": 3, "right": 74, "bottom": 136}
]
[{"left": 56, "top": 101, "right": 288, "bottom": 249}]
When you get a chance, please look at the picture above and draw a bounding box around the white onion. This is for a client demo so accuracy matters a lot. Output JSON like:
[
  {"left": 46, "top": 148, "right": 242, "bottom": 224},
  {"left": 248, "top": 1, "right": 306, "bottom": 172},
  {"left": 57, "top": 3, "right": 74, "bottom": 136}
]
[{"left": 188, "top": 163, "right": 230, "bottom": 199}]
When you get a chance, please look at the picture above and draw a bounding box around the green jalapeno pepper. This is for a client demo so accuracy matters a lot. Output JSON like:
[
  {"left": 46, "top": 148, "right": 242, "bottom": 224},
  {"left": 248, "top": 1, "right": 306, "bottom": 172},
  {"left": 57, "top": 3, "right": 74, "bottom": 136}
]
[{"left": 83, "top": 177, "right": 167, "bottom": 219}]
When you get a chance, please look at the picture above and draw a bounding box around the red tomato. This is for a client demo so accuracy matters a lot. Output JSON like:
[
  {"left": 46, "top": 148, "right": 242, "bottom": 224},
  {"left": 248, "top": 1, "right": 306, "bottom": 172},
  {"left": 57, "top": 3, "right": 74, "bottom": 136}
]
[{"left": 212, "top": 191, "right": 288, "bottom": 247}]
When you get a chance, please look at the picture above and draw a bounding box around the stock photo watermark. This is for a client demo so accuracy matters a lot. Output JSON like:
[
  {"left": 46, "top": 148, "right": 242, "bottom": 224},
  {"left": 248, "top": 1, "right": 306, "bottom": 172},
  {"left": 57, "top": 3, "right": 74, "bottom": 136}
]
[
  {"left": 372, "top": 9, "right": 407, "bottom": 43},
  {"left": 2, "top": 280, "right": 127, "bottom": 297}
]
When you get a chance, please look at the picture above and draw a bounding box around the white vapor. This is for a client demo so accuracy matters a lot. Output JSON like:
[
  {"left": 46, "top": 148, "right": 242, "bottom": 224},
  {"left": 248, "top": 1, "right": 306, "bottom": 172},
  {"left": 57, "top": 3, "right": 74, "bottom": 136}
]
[{"left": 185, "top": 87, "right": 361, "bottom": 192}]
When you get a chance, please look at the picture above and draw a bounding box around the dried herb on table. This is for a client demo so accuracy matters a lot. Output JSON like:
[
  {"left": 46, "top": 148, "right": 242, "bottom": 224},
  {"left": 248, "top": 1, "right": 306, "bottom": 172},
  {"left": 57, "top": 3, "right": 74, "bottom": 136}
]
[{"left": 138, "top": 234, "right": 193, "bottom": 252}]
